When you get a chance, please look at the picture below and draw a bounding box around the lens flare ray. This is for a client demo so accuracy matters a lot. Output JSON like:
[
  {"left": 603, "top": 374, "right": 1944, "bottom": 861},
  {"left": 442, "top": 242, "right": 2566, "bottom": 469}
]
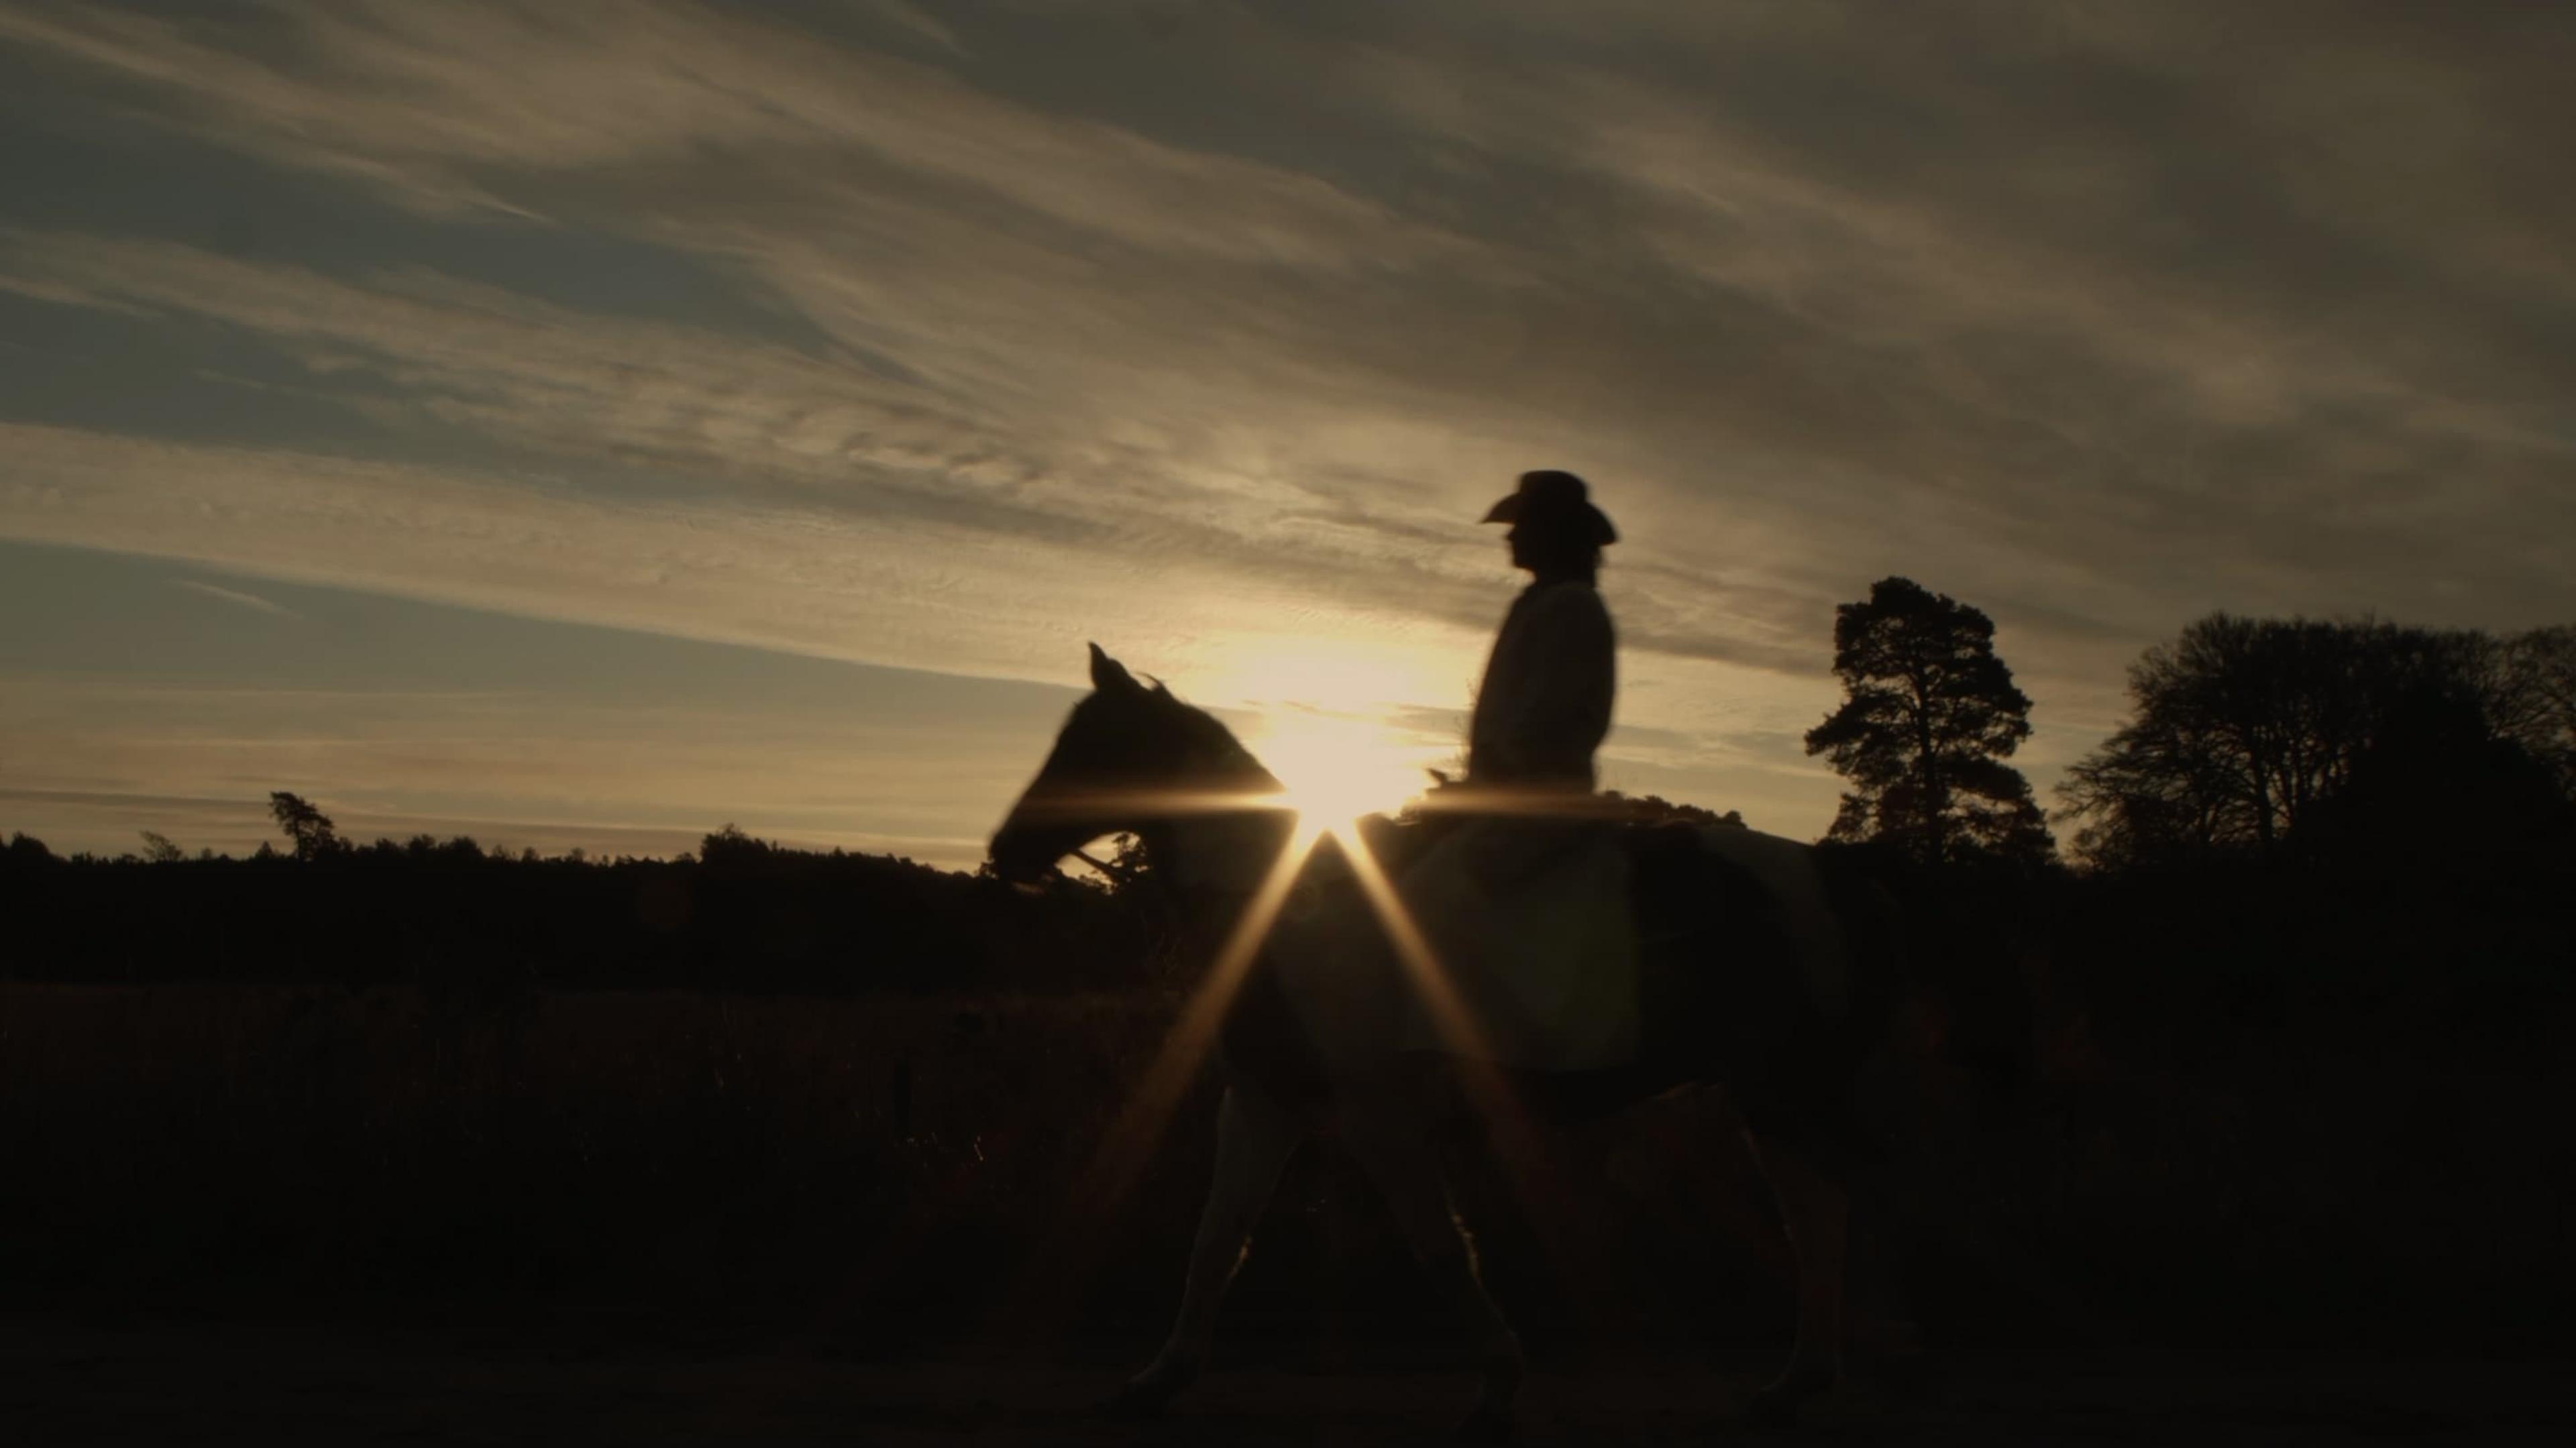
[
  {"left": 1072, "top": 820, "right": 1316, "bottom": 1209},
  {"left": 1332, "top": 825, "right": 1497, "bottom": 1064}
]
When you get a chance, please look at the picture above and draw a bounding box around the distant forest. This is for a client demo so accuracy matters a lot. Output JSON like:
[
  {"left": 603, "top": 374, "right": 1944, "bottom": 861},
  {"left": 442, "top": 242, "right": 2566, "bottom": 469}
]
[{"left": 3, "top": 814, "right": 1157, "bottom": 995}]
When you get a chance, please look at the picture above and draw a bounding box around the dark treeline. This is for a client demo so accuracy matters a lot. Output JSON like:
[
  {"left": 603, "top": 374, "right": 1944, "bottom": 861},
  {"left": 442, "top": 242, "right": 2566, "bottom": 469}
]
[
  {"left": 2062, "top": 616, "right": 2576, "bottom": 868},
  {"left": 2, "top": 816, "right": 1156, "bottom": 995}
]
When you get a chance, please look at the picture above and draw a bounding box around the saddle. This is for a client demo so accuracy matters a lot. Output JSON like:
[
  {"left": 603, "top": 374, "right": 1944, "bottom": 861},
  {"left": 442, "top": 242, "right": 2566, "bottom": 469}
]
[
  {"left": 1366, "top": 811, "right": 1640, "bottom": 1070},
  {"left": 1359, "top": 811, "right": 1851, "bottom": 1063}
]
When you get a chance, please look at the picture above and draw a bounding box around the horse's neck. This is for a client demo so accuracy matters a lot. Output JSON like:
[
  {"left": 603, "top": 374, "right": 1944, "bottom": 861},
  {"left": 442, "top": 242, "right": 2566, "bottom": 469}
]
[
  {"left": 1138, "top": 708, "right": 1289, "bottom": 901},
  {"left": 1158, "top": 809, "right": 1289, "bottom": 898}
]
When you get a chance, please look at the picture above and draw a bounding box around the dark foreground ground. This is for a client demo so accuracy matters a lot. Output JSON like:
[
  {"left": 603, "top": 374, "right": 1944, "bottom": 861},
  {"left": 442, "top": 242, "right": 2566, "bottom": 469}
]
[{"left": 4, "top": 1314, "right": 2567, "bottom": 1445}]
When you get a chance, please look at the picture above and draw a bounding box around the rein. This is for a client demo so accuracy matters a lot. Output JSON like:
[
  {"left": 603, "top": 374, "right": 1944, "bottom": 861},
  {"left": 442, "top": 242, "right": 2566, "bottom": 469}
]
[{"left": 1070, "top": 845, "right": 1142, "bottom": 889}]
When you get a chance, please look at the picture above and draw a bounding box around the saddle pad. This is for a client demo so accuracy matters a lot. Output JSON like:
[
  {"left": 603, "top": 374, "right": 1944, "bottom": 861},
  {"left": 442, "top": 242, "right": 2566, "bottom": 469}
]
[{"left": 1391, "top": 820, "right": 1641, "bottom": 1070}]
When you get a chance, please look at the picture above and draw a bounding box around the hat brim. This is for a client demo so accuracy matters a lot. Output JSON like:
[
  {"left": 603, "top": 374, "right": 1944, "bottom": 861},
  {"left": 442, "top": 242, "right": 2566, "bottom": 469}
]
[{"left": 1481, "top": 493, "right": 1617, "bottom": 545}]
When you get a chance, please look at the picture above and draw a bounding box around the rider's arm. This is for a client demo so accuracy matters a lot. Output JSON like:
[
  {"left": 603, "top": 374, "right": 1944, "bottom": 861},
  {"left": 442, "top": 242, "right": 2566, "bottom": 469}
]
[{"left": 1483, "top": 585, "right": 1614, "bottom": 783}]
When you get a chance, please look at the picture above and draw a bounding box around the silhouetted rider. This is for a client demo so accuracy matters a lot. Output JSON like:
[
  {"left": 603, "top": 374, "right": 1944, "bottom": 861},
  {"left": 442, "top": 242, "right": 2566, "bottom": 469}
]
[
  {"left": 1393, "top": 469, "right": 1634, "bottom": 1068},
  {"left": 1466, "top": 469, "right": 1618, "bottom": 792}
]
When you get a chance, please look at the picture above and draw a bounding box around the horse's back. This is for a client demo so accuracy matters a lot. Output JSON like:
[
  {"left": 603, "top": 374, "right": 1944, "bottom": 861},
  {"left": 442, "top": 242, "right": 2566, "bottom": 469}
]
[{"left": 1630, "top": 826, "right": 1902, "bottom": 1154}]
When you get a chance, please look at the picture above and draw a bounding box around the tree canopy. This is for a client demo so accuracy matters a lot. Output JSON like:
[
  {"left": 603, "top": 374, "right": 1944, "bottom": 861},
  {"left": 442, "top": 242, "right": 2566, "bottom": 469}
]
[
  {"left": 267, "top": 791, "right": 346, "bottom": 861},
  {"left": 2058, "top": 614, "right": 2575, "bottom": 868},
  {"left": 1803, "top": 576, "right": 2052, "bottom": 865}
]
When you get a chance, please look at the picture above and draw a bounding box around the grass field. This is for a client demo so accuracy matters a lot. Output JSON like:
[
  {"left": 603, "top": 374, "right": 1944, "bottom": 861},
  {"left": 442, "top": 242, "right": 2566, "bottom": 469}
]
[
  {"left": 7, "top": 974, "right": 2571, "bottom": 1361},
  {"left": 7, "top": 1314, "right": 2567, "bottom": 1445}
]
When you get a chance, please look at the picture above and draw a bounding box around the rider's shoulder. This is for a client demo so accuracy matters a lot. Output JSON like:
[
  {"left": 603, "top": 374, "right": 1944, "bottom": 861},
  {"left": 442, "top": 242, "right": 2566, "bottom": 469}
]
[{"left": 1518, "top": 578, "right": 1611, "bottom": 624}]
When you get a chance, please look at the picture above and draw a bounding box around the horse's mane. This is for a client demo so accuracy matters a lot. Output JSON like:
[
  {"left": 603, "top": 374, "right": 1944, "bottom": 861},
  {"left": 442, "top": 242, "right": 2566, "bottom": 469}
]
[{"left": 1136, "top": 682, "right": 1276, "bottom": 789}]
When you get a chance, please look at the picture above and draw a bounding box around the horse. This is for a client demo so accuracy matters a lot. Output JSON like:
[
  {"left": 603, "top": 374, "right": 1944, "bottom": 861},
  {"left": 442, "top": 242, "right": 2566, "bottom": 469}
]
[{"left": 987, "top": 645, "right": 1921, "bottom": 1438}]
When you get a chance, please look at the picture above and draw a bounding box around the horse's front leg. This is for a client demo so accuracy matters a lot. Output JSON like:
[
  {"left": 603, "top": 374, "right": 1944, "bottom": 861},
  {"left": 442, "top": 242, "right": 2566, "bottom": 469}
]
[
  {"left": 1107, "top": 1081, "right": 1301, "bottom": 1418},
  {"left": 1341, "top": 1099, "right": 1525, "bottom": 1444},
  {"left": 1742, "top": 1131, "right": 1847, "bottom": 1425}
]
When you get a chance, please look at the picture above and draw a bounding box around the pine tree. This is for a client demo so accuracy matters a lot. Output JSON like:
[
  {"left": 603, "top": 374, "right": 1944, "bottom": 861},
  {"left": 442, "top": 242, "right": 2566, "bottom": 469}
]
[
  {"left": 266, "top": 791, "right": 346, "bottom": 860},
  {"left": 1803, "top": 577, "right": 2053, "bottom": 865}
]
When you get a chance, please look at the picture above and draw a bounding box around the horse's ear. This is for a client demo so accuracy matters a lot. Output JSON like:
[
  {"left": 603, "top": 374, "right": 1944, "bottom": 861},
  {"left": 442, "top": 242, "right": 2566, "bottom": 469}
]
[{"left": 1089, "top": 642, "right": 1138, "bottom": 694}]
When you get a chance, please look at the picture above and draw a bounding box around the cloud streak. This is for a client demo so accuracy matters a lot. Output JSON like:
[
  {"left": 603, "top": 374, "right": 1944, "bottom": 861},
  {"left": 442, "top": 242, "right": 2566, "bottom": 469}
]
[{"left": 172, "top": 578, "right": 299, "bottom": 618}]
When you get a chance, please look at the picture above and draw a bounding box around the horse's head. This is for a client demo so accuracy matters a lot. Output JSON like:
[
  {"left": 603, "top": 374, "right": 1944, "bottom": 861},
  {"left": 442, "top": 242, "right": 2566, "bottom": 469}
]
[{"left": 987, "top": 643, "right": 1282, "bottom": 885}]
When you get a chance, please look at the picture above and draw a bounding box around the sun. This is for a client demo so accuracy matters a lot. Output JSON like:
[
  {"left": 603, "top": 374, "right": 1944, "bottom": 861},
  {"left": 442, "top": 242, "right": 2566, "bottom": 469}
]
[{"left": 1252, "top": 715, "right": 1426, "bottom": 846}]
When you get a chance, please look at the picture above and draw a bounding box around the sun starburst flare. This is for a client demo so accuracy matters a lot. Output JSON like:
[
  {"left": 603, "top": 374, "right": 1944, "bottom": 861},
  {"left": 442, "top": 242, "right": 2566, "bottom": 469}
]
[
  {"left": 1060, "top": 710, "right": 1566, "bottom": 1211},
  {"left": 1256, "top": 715, "right": 1430, "bottom": 849},
  {"left": 1070, "top": 816, "right": 1318, "bottom": 1210}
]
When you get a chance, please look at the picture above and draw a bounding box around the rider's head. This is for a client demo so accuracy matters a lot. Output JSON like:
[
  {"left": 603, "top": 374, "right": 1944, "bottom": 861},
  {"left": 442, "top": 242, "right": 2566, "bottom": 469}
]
[{"left": 1482, "top": 469, "right": 1616, "bottom": 582}]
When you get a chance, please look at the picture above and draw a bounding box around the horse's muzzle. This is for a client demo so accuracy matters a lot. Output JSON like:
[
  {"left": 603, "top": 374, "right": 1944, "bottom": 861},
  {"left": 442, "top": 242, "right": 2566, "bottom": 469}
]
[{"left": 986, "top": 828, "right": 1065, "bottom": 887}]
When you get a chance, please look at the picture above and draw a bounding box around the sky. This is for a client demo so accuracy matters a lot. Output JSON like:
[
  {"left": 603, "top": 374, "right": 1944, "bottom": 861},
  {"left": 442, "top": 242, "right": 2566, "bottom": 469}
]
[{"left": 3, "top": 1, "right": 2571, "bottom": 869}]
